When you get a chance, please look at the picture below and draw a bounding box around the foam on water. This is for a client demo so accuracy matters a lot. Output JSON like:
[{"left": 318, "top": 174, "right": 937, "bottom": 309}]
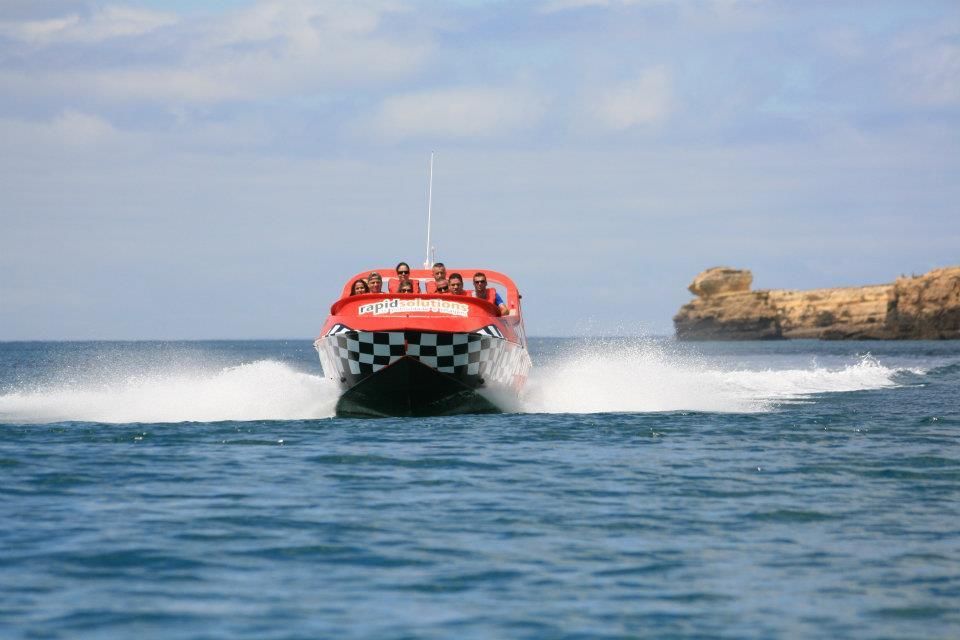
[
  {"left": 0, "top": 342, "right": 918, "bottom": 423},
  {"left": 0, "top": 360, "right": 340, "bottom": 424},
  {"left": 521, "top": 340, "right": 914, "bottom": 414}
]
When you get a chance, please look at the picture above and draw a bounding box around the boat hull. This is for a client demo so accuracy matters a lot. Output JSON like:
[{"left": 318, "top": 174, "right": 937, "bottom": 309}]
[
  {"left": 315, "top": 328, "right": 530, "bottom": 418},
  {"left": 334, "top": 356, "right": 500, "bottom": 418}
]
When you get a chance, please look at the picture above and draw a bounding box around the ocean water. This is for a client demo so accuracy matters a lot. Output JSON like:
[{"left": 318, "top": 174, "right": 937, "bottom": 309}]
[{"left": 1, "top": 338, "right": 958, "bottom": 639}]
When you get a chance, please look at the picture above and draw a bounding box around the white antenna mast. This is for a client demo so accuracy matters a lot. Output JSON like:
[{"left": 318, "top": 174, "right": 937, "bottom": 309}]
[{"left": 424, "top": 152, "right": 435, "bottom": 269}]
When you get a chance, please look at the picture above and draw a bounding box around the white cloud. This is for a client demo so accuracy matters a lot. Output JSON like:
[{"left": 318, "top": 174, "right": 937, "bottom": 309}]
[
  {"left": 366, "top": 86, "right": 548, "bottom": 140},
  {"left": 882, "top": 20, "right": 960, "bottom": 109},
  {"left": 50, "top": 109, "right": 117, "bottom": 144},
  {"left": 0, "top": 6, "right": 178, "bottom": 44},
  {"left": 204, "top": 0, "right": 388, "bottom": 46},
  {"left": 92, "top": 68, "right": 250, "bottom": 104},
  {"left": 541, "top": 0, "right": 764, "bottom": 14},
  {"left": 591, "top": 67, "right": 672, "bottom": 130},
  {"left": 0, "top": 66, "right": 249, "bottom": 106},
  {"left": 0, "top": 0, "right": 429, "bottom": 108},
  {"left": 540, "top": 0, "right": 611, "bottom": 12},
  {"left": 900, "top": 42, "right": 960, "bottom": 108},
  {"left": 0, "top": 110, "right": 119, "bottom": 153},
  {"left": 815, "top": 27, "right": 867, "bottom": 60},
  {"left": 181, "top": 0, "right": 429, "bottom": 90}
]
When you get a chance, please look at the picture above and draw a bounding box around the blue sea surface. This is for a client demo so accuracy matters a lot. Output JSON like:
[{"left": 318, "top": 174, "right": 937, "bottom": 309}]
[{"left": 1, "top": 338, "right": 959, "bottom": 639}]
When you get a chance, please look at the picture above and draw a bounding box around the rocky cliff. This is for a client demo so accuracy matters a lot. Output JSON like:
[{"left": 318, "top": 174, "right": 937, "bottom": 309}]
[{"left": 674, "top": 266, "right": 960, "bottom": 340}]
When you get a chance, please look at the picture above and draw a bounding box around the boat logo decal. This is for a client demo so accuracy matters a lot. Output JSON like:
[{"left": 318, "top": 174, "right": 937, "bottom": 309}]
[{"left": 358, "top": 298, "right": 469, "bottom": 318}]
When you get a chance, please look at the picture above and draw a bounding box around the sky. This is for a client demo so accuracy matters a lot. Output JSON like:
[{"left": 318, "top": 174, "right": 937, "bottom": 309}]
[{"left": 1, "top": 0, "right": 958, "bottom": 339}]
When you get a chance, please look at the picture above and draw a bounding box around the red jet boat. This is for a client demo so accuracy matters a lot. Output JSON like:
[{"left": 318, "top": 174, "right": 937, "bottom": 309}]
[{"left": 314, "top": 268, "right": 532, "bottom": 418}]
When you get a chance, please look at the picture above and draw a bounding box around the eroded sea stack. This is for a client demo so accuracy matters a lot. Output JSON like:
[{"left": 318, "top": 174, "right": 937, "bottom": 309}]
[{"left": 674, "top": 266, "right": 960, "bottom": 340}]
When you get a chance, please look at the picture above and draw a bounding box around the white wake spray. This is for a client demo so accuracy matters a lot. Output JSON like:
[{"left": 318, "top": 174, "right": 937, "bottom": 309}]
[
  {"left": 520, "top": 341, "right": 912, "bottom": 414},
  {"left": 0, "top": 361, "right": 340, "bottom": 424},
  {"left": 0, "top": 343, "right": 917, "bottom": 423}
]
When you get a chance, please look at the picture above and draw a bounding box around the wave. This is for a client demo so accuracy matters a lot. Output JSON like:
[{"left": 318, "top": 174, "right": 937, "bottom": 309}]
[
  {"left": 520, "top": 341, "right": 914, "bottom": 414},
  {"left": 0, "top": 344, "right": 918, "bottom": 424},
  {"left": 0, "top": 361, "right": 340, "bottom": 424}
]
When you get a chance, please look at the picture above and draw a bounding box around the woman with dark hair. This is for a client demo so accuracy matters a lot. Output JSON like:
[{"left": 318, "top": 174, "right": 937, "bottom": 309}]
[
  {"left": 350, "top": 279, "right": 370, "bottom": 295},
  {"left": 389, "top": 262, "right": 421, "bottom": 293},
  {"left": 398, "top": 280, "right": 414, "bottom": 293}
]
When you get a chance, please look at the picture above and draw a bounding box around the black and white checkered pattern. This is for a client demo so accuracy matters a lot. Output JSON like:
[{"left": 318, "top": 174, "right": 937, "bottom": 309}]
[
  {"left": 327, "top": 331, "right": 406, "bottom": 376},
  {"left": 405, "top": 331, "right": 488, "bottom": 375},
  {"left": 325, "top": 323, "right": 352, "bottom": 336},
  {"left": 476, "top": 337, "right": 530, "bottom": 386},
  {"left": 475, "top": 324, "right": 504, "bottom": 339},
  {"left": 315, "top": 328, "right": 531, "bottom": 389}
]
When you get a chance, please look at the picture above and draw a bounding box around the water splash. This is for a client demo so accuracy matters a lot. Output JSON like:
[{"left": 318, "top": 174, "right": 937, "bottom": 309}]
[
  {"left": 521, "top": 341, "right": 913, "bottom": 414},
  {"left": 0, "top": 360, "right": 339, "bottom": 424},
  {"left": 0, "top": 343, "right": 918, "bottom": 423}
]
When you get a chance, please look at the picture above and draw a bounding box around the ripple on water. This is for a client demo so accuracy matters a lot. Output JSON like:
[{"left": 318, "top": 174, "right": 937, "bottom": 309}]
[
  {"left": 869, "top": 605, "right": 955, "bottom": 620},
  {"left": 307, "top": 453, "right": 503, "bottom": 470},
  {"left": 744, "top": 509, "right": 839, "bottom": 523}
]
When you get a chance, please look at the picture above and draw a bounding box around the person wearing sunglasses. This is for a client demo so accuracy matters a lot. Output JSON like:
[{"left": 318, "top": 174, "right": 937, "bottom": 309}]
[
  {"left": 434, "top": 278, "right": 450, "bottom": 294},
  {"left": 472, "top": 272, "right": 509, "bottom": 315},
  {"left": 388, "top": 261, "right": 421, "bottom": 293}
]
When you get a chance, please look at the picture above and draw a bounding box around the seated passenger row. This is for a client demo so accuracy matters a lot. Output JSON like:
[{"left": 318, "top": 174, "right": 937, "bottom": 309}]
[{"left": 349, "top": 262, "right": 509, "bottom": 315}]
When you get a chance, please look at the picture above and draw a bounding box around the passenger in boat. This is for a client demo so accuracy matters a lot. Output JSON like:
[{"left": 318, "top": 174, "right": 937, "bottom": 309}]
[
  {"left": 448, "top": 273, "right": 467, "bottom": 295},
  {"left": 350, "top": 279, "right": 370, "bottom": 296},
  {"left": 389, "top": 262, "right": 421, "bottom": 293},
  {"left": 366, "top": 272, "right": 383, "bottom": 293},
  {"left": 472, "top": 272, "right": 509, "bottom": 315},
  {"left": 435, "top": 278, "right": 450, "bottom": 294},
  {"left": 425, "top": 262, "right": 447, "bottom": 293},
  {"left": 398, "top": 280, "right": 414, "bottom": 293}
]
